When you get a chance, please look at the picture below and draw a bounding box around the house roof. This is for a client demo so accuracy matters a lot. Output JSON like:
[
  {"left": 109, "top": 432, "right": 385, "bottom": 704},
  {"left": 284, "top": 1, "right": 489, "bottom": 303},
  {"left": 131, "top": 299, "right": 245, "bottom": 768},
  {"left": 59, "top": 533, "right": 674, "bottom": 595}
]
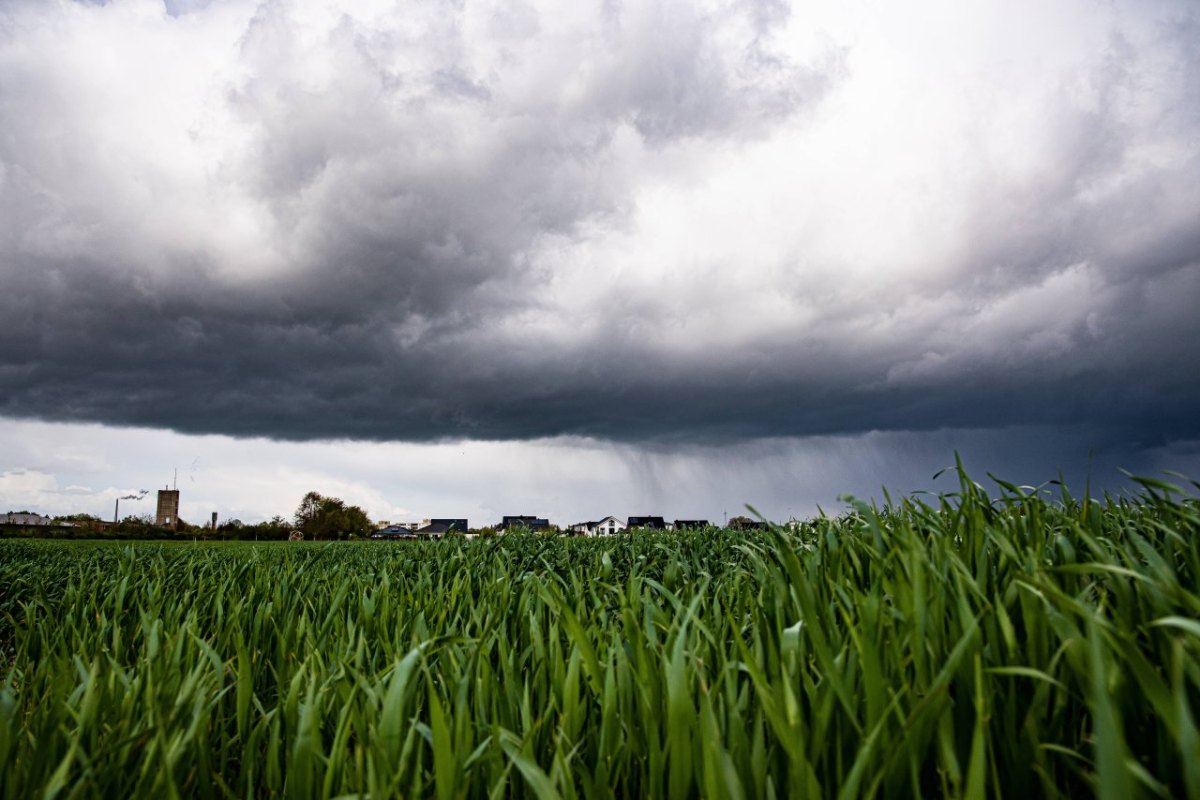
[
  {"left": 571, "top": 515, "right": 625, "bottom": 527},
  {"left": 416, "top": 520, "right": 467, "bottom": 534},
  {"left": 498, "top": 515, "right": 549, "bottom": 528},
  {"left": 372, "top": 530, "right": 417, "bottom": 539}
]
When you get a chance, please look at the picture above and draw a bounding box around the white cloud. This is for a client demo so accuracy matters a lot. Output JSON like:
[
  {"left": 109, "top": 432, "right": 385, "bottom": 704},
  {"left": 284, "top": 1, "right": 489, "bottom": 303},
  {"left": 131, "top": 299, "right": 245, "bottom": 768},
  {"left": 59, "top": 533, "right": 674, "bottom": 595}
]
[{"left": 0, "top": 469, "right": 60, "bottom": 509}]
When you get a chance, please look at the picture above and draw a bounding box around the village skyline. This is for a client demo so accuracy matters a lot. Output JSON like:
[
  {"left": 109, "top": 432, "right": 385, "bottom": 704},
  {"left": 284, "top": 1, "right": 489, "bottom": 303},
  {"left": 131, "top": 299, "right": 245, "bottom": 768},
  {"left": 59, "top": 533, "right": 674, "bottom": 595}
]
[{"left": 2, "top": 480, "right": 787, "bottom": 534}]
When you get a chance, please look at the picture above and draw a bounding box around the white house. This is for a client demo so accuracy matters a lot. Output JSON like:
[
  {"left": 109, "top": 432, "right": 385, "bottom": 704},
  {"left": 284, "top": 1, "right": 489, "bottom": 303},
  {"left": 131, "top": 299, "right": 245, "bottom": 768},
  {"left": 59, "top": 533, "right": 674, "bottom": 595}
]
[{"left": 570, "top": 515, "right": 627, "bottom": 537}]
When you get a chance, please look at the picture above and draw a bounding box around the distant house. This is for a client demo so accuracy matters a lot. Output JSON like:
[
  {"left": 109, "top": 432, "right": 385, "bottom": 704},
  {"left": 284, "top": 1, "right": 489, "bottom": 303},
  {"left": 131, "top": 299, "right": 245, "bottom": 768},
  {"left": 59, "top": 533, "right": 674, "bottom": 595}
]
[
  {"left": 570, "top": 515, "right": 626, "bottom": 537},
  {"left": 416, "top": 518, "right": 468, "bottom": 537},
  {"left": 496, "top": 515, "right": 550, "bottom": 532},
  {"left": 626, "top": 516, "right": 666, "bottom": 530},
  {"left": 672, "top": 520, "right": 709, "bottom": 530},
  {"left": 371, "top": 525, "right": 418, "bottom": 540}
]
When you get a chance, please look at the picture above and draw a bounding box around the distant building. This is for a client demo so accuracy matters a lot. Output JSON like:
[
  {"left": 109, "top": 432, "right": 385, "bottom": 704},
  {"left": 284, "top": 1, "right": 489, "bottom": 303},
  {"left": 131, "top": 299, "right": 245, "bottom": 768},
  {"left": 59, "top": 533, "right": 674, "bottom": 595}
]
[
  {"left": 377, "top": 522, "right": 420, "bottom": 531},
  {"left": 0, "top": 512, "right": 54, "bottom": 526},
  {"left": 372, "top": 525, "right": 418, "bottom": 540},
  {"left": 627, "top": 516, "right": 666, "bottom": 530},
  {"left": 420, "top": 518, "right": 467, "bottom": 529},
  {"left": 570, "top": 515, "right": 626, "bottom": 536},
  {"left": 672, "top": 520, "right": 709, "bottom": 530},
  {"left": 416, "top": 518, "right": 468, "bottom": 537},
  {"left": 155, "top": 489, "right": 181, "bottom": 528},
  {"left": 496, "top": 515, "right": 550, "bottom": 532}
]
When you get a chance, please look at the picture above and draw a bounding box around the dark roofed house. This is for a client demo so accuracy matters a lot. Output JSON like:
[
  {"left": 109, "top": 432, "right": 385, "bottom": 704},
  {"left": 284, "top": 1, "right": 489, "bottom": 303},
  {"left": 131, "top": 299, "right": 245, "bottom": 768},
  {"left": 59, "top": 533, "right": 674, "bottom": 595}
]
[
  {"left": 626, "top": 516, "right": 666, "bottom": 530},
  {"left": 372, "top": 525, "right": 418, "bottom": 540},
  {"left": 672, "top": 520, "right": 709, "bottom": 530},
  {"left": 416, "top": 518, "right": 468, "bottom": 537},
  {"left": 496, "top": 515, "right": 550, "bottom": 531}
]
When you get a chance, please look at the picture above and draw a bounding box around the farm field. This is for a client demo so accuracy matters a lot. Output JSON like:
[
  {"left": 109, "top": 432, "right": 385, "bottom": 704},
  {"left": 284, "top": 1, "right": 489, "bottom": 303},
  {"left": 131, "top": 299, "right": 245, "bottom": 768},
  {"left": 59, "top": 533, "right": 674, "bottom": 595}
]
[{"left": 1, "top": 472, "right": 1198, "bottom": 799}]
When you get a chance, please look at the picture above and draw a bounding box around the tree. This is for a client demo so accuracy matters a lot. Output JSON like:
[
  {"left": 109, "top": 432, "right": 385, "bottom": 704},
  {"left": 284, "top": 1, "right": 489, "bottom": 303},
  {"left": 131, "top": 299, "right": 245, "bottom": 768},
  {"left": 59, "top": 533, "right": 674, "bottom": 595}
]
[
  {"left": 53, "top": 513, "right": 103, "bottom": 536},
  {"left": 53, "top": 513, "right": 101, "bottom": 523},
  {"left": 295, "top": 491, "right": 324, "bottom": 531},
  {"left": 294, "top": 491, "right": 371, "bottom": 540}
]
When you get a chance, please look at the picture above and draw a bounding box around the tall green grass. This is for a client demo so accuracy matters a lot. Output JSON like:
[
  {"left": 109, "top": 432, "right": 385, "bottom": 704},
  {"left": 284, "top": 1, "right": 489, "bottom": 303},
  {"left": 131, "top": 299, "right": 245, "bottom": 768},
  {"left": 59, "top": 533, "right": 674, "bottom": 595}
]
[{"left": 0, "top": 469, "right": 1197, "bottom": 798}]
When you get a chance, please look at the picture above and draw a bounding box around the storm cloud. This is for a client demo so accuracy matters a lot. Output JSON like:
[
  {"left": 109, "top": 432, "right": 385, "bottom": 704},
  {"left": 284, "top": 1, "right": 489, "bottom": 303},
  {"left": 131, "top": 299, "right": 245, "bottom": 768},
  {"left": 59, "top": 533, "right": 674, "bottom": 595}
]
[{"left": 2, "top": 0, "right": 1198, "bottom": 451}]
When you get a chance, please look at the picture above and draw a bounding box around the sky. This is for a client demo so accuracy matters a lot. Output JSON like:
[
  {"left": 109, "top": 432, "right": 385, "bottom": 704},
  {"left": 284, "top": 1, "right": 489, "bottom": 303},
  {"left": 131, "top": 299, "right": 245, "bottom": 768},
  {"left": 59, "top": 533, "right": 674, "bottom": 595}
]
[{"left": 1, "top": 0, "right": 1198, "bottom": 526}]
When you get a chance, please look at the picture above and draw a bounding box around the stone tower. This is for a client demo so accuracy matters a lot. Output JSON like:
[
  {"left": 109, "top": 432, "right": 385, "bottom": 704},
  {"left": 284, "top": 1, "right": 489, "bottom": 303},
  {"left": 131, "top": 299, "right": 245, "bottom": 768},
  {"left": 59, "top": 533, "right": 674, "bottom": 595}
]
[{"left": 156, "top": 488, "right": 180, "bottom": 528}]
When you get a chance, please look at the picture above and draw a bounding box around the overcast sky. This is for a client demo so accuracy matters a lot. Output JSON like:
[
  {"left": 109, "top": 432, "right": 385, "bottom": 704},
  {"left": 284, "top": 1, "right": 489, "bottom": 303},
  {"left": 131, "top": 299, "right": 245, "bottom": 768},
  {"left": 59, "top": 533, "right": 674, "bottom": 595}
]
[{"left": 2, "top": 0, "right": 1198, "bottom": 525}]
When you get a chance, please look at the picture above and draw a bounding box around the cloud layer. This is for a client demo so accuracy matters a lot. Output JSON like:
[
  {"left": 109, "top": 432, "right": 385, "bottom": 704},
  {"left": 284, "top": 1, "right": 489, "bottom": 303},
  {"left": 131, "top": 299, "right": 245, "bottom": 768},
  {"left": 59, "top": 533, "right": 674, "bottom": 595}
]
[{"left": 2, "top": 0, "right": 1198, "bottom": 448}]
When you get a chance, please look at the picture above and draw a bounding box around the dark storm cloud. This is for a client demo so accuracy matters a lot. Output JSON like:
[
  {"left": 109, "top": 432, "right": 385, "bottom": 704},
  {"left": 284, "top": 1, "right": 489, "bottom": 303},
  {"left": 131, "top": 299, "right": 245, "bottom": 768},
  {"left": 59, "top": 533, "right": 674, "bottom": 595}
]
[{"left": 1, "top": 0, "right": 1198, "bottom": 452}]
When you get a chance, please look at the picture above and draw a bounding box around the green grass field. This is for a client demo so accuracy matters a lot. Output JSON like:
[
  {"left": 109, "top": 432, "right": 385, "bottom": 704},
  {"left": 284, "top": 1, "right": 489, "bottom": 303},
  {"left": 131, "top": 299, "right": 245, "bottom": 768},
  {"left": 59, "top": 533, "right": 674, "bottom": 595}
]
[{"left": 1, "top": 469, "right": 1198, "bottom": 798}]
